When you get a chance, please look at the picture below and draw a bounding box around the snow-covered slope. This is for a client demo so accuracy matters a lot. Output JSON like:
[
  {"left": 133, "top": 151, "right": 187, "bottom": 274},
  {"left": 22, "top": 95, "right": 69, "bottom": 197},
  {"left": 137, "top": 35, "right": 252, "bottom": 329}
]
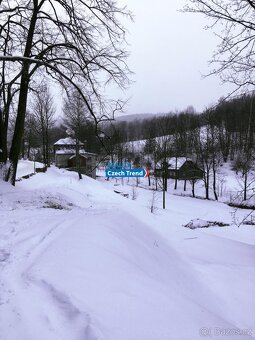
[
  {"left": 0, "top": 165, "right": 254, "bottom": 340},
  {"left": 16, "top": 159, "right": 45, "bottom": 179}
]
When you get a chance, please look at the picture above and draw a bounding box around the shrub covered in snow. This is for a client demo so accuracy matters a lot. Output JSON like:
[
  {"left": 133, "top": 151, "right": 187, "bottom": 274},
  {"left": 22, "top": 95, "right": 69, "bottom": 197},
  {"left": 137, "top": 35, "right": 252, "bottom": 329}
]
[{"left": 184, "top": 218, "right": 229, "bottom": 229}]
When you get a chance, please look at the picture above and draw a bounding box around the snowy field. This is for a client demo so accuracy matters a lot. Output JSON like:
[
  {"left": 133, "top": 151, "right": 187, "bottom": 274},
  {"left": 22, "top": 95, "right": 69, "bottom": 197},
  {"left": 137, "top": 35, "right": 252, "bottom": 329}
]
[{"left": 0, "top": 160, "right": 255, "bottom": 340}]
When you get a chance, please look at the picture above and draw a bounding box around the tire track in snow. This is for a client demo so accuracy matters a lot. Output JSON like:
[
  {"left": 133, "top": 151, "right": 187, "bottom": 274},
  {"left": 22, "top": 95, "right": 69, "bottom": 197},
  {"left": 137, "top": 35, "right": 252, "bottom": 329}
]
[
  {"left": 0, "top": 212, "right": 76, "bottom": 314},
  {"left": 0, "top": 209, "right": 107, "bottom": 340},
  {"left": 37, "top": 279, "right": 105, "bottom": 340}
]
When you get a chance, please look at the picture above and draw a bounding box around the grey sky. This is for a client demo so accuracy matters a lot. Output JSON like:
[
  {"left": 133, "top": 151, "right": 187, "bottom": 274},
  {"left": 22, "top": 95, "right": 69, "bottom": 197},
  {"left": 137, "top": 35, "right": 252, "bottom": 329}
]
[{"left": 116, "top": 0, "right": 234, "bottom": 115}]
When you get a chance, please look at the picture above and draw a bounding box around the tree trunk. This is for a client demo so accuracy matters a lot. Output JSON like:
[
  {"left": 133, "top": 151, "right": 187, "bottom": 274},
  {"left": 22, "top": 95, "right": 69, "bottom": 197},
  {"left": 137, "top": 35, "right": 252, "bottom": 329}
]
[
  {"left": 5, "top": 4, "right": 39, "bottom": 185},
  {"left": 76, "top": 138, "right": 82, "bottom": 180},
  {"left": 163, "top": 181, "right": 165, "bottom": 209},
  {"left": 42, "top": 128, "right": 46, "bottom": 166},
  {"left": 174, "top": 177, "right": 178, "bottom": 190},
  {"left": 212, "top": 162, "right": 218, "bottom": 201},
  {"left": 0, "top": 114, "right": 8, "bottom": 164},
  {"left": 174, "top": 157, "right": 178, "bottom": 189},
  {"left": 45, "top": 126, "right": 50, "bottom": 167},
  {"left": 27, "top": 129, "right": 31, "bottom": 159},
  {"left": 8, "top": 66, "right": 30, "bottom": 184},
  {"left": 204, "top": 170, "right": 210, "bottom": 200},
  {"left": 0, "top": 80, "right": 13, "bottom": 166},
  {"left": 244, "top": 172, "right": 248, "bottom": 201},
  {"left": 192, "top": 180, "right": 195, "bottom": 198}
]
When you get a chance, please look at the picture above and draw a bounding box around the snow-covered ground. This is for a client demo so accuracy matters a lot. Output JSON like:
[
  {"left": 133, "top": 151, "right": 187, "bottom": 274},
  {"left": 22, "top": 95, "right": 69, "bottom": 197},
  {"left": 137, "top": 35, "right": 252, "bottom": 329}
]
[
  {"left": 16, "top": 159, "right": 45, "bottom": 180},
  {"left": 0, "top": 161, "right": 255, "bottom": 340}
]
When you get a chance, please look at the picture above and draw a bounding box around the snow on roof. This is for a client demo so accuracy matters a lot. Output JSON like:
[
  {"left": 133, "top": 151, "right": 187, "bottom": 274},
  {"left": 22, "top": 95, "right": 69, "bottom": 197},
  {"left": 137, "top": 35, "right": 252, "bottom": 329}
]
[
  {"left": 69, "top": 154, "right": 87, "bottom": 160},
  {"left": 167, "top": 157, "right": 189, "bottom": 170},
  {"left": 155, "top": 157, "right": 191, "bottom": 170},
  {"left": 55, "top": 149, "right": 86, "bottom": 155},
  {"left": 54, "top": 137, "right": 84, "bottom": 146},
  {"left": 83, "top": 151, "right": 97, "bottom": 156}
]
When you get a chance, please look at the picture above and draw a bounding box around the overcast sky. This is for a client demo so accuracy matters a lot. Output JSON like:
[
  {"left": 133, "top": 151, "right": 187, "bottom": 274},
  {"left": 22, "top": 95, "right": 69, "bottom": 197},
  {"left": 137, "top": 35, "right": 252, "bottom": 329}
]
[{"left": 115, "top": 0, "right": 234, "bottom": 116}]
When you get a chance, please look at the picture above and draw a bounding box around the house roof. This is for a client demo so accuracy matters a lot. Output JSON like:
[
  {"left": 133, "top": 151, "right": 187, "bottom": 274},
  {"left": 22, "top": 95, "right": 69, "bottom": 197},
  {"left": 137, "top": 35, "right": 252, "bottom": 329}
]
[
  {"left": 54, "top": 137, "right": 84, "bottom": 146},
  {"left": 167, "top": 157, "right": 189, "bottom": 170},
  {"left": 54, "top": 137, "right": 97, "bottom": 156},
  {"left": 69, "top": 154, "right": 87, "bottom": 160},
  {"left": 155, "top": 157, "right": 192, "bottom": 170}
]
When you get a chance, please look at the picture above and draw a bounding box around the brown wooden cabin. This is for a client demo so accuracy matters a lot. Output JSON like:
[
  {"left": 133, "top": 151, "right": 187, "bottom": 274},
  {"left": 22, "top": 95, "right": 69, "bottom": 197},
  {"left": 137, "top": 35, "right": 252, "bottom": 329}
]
[{"left": 155, "top": 157, "right": 203, "bottom": 180}]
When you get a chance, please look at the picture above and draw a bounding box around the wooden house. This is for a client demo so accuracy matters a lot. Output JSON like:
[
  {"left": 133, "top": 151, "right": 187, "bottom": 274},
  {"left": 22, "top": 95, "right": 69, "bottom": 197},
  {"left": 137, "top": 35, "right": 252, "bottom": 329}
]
[
  {"left": 155, "top": 157, "right": 203, "bottom": 180},
  {"left": 54, "top": 137, "right": 97, "bottom": 179}
]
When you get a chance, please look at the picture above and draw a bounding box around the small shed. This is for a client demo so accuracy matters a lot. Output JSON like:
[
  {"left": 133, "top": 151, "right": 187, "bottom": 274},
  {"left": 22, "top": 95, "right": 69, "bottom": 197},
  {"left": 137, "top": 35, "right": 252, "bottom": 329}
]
[
  {"left": 67, "top": 154, "right": 87, "bottom": 168},
  {"left": 54, "top": 137, "right": 97, "bottom": 179},
  {"left": 155, "top": 157, "right": 203, "bottom": 180}
]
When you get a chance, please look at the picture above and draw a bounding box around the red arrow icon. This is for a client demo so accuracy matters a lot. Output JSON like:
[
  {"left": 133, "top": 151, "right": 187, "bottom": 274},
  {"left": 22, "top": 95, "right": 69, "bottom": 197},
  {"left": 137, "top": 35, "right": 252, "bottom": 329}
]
[{"left": 144, "top": 168, "right": 150, "bottom": 177}]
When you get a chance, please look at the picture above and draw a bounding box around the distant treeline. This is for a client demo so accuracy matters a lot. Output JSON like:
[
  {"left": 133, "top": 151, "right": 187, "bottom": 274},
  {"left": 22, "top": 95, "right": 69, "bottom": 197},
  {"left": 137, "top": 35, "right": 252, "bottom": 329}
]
[
  {"left": 103, "top": 93, "right": 255, "bottom": 144},
  {"left": 23, "top": 93, "right": 255, "bottom": 160}
]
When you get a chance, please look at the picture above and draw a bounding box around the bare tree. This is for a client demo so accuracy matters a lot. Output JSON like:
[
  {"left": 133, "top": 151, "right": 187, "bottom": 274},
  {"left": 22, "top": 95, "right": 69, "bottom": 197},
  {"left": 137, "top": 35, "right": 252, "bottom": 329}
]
[
  {"left": 205, "top": 110, "right": 222, "bottom": 201},
  {"left": 63, "top": 89, "right": 89, "bottom": 179},
  {"left": 0, "top": 11, "right": 21, "bottom": 167},
  {"left": 149, "top": 189, "right": 159, "bottom": 214},
  {"left": 230, "top": 94, "right": 255, "bottom": 201},
  {"left": 154, "top": 135, "right": 172, "bottom": 209},
  {"left": 183, "top": 1, "right": 255, "bottom": 94},
  {"left": 189, "top": 179, "right": 199, "bottom": 198},
  {"left": 131, "top": 184, "right": 138, "bottom": 200},
  {"left": 31, "top": 83, "right": 55, "bottom": 167},
  {"left": 21, "top": 110, "right": 37, "bottom": 160},
  {"left": 0, "top": 0, "right": 132, "bottom": 185},
  {"left": 193, "top": 125, "right": 213, "bottom": 200}
]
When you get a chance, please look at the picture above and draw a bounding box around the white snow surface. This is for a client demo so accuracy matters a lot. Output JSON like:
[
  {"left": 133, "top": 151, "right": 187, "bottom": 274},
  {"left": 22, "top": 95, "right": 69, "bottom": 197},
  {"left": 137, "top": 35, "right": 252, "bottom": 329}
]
[
  {"left": 54, "top": 137, "right": 84, "bottom": 146},
  {"left": 55, "top": 148, "right": 86, "bottom": 155},
  {"left": 16, "top": 159, "right": 45, "bottom": 179},
  {"left": 0, "top": 161, "right": 255, "bottom": 340}
]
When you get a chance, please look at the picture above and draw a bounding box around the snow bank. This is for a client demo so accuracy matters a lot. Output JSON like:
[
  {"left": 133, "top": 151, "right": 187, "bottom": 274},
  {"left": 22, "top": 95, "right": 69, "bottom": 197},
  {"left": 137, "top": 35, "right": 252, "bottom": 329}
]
[{"left": 16, "top": 159, "right": 45, "bottom": 179}]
